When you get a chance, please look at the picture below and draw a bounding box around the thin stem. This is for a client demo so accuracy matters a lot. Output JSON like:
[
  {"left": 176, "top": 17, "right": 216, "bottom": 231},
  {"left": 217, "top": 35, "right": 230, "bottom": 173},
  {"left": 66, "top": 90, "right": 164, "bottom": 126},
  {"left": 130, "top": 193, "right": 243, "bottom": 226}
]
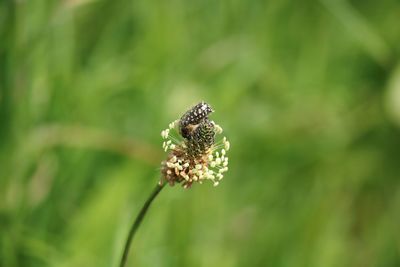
[{"left": 119, "top": 182, "right": 165, "bottom": 267}]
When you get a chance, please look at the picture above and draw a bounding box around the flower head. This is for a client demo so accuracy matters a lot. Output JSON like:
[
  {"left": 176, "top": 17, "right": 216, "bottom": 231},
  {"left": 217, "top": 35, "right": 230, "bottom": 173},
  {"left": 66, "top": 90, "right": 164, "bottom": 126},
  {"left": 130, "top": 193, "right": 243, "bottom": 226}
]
[{"left": 160, "top": 101, "right": 230, "bottom": 188}]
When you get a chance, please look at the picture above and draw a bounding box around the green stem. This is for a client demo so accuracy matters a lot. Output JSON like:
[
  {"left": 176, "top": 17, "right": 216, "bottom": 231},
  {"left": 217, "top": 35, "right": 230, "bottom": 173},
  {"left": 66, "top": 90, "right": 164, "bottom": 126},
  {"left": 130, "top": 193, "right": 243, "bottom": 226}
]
[{"left": 119, "top": 183, "right": 165, "bottom": 267}]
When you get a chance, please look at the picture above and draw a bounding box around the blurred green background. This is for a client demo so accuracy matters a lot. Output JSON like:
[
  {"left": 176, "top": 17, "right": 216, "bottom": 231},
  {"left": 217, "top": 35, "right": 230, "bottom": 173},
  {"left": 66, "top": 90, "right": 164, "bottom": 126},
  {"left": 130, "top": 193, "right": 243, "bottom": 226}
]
[{"left": 1, "top": 0, "right": 400, "bottom": 266}]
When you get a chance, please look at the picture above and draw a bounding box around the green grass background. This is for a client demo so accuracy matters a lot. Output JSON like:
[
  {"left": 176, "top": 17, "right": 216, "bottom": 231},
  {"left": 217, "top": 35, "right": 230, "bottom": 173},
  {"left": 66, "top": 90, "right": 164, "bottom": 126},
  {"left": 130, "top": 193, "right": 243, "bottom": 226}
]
[{"left": 1, "top": 0, "right": 400, "bottom": 266}]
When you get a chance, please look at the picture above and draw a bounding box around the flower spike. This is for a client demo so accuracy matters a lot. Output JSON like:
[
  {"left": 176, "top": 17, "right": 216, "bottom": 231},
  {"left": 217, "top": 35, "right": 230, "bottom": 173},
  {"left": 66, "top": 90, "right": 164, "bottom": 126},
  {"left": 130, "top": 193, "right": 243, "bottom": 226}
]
[{"left": 160, "top": 102, "right": 230, "bottom": 188}]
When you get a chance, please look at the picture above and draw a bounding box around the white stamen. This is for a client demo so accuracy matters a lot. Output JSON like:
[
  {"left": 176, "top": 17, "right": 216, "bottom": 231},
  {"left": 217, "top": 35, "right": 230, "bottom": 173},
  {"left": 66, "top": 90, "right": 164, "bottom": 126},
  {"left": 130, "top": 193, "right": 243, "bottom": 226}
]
[
  {"left": 215, "top": 124, "right": 223, "bottom": 134},
  {"left": 169, "top": 120, "right": 177, "bottom": 129},
  {"left": 224, "top": 140, "right": 230, "bottom": 151}
]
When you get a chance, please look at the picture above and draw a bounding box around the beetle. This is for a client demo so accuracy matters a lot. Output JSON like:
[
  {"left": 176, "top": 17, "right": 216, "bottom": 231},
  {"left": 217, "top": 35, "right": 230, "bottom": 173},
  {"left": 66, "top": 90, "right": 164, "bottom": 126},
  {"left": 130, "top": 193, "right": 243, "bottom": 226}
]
[{"left": 179, "top": 101, "right": 214, "bottom": 140}]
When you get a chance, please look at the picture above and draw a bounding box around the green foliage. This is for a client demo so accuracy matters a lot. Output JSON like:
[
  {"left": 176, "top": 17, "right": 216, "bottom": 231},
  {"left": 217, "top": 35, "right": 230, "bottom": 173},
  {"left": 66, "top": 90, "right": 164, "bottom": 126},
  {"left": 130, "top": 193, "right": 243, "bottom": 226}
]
[{"left": 1, "top": 0, "right": 400, "bottom": 266}]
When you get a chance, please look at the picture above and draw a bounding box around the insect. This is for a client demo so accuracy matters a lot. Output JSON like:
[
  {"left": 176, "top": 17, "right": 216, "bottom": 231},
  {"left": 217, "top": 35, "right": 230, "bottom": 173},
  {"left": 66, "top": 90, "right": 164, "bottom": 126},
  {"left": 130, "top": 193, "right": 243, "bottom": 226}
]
[
  {"left": 179, "top": 101, "right": 214, "bottom": 140},
  {"left": 191, "top": 118, "right": 216, "bottom": 152}
]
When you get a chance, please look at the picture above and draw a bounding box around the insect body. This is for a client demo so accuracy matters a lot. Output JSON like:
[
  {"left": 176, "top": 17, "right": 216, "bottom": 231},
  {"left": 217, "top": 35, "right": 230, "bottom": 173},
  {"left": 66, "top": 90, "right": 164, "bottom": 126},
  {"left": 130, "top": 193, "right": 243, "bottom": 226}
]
[
  {"left": 179, "top": 101, "right": 214, "bottom": 140},
  {"left": 191, "top": 118, "right": 216, "bottom": 152}
]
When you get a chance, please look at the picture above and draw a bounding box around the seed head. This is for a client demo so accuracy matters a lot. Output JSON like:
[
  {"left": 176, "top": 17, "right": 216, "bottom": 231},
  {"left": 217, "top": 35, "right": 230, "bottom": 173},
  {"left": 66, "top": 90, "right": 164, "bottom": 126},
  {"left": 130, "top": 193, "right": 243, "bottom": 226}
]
[{"left": 160, "top": 102, "right": 230, "bottom": 188}]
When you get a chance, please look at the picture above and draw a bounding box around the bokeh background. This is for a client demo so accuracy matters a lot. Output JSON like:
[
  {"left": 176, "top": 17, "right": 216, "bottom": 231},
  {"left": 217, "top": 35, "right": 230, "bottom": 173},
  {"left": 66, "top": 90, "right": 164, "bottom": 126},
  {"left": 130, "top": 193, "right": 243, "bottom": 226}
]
[{"left": 1, "top": 0, "right": 400, "bottom": 266}]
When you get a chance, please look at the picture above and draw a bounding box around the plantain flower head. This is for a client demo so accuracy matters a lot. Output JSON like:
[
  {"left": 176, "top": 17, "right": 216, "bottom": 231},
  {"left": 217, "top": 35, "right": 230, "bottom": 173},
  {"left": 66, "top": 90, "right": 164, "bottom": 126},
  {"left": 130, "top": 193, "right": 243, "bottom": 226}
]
[{"left": 160, "top": 102, "right": 230, "bottom": 188}]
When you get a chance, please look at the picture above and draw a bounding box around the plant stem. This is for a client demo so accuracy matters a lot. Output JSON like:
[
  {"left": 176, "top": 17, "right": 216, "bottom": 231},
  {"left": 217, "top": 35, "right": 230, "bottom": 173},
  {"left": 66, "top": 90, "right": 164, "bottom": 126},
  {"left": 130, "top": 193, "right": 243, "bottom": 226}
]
[{"left": 119, "top": 183, "right": 165, "bottom": 267}]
